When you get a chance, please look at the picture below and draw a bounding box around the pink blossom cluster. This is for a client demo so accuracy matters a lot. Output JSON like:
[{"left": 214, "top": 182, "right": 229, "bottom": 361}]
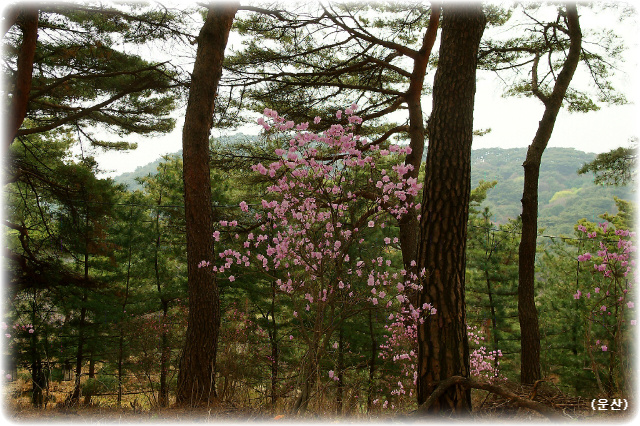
[
  {"left": 2, "top": 321, "right": 35, "bottom": 338},
  {"left": 467, "top": 325, "right": 503, "bottom": 382},
  {"left": 205, "top": 106, "right": 425, "bottom": 312},
  {"left": 202, "top": 106, "right": 432, "bottom": 406},
  {"left": 573, "top": 222, "right": 635, "bottom": 320},
  {"left": 377, "top": 309, "right": 419, "bottom": 408},
  {"left": 573, "top": 221, "right": 636, "bottom": 354}
]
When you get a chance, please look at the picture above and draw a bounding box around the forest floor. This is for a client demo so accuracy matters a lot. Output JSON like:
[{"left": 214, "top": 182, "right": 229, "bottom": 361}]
[{"left": 2, "top": 379, "right": 636, "bottom": 423}]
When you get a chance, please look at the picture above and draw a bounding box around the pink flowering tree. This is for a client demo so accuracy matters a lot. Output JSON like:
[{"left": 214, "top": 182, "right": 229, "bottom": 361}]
[
  {"left": 373, "top": 309, "right": 500, "bottom": 412},
  {"left": 202, "top": 105, "right": 431, "bottom": 413},
  {"left": 572, "top": 219, "right": 636, "bottom": 396}
]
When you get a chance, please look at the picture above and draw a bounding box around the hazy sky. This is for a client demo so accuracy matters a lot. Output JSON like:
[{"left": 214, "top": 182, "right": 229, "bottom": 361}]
[{"left": 89, "top": 1, "right": 639, "bottom": 178}]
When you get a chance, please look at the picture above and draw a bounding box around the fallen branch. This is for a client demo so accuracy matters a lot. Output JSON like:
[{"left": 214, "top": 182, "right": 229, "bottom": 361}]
[{"left": 415, "top": 376, "right": 565, "bottom": 421}]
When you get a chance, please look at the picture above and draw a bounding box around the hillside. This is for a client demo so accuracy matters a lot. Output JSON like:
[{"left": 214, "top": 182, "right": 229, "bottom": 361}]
[
  {"left": 114, "top": 144, "right": 635, "bottom": 236},
  {"left": 470, "top": 147, "right": 634, "bottom": 234}
]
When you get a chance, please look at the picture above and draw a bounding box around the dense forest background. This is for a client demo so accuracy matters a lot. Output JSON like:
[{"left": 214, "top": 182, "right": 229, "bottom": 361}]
[
  {"left": 115, "top": 142, "right": 634, "bottom": 237},
  {"left": 2, "top": 0, "right": 637, "bottom": 421}
]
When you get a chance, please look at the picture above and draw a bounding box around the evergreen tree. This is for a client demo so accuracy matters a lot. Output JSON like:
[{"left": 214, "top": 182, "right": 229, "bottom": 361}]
[
  {"left": 578, "top": 142, "right": 637, "bottom": 187},
  {"left": 466, "top": 182, "right": 520, "bottom": 380},
  {"left": 415, "top": 3, "right": 486, "bottom": 414},
  {"left": 177, "top": 2, "right": 238, "bottom": 406},
  {"left": 3, "top": 2, "right": 184, "bottom": 148}
]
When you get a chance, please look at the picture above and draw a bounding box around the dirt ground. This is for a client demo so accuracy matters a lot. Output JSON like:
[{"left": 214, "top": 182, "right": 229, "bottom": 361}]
[{"left": 2, "top": 378, "right": 636, "bottom": 423}]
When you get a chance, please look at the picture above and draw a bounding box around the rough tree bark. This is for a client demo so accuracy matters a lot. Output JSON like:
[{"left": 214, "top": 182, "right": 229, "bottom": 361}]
[
  {"left": 177, "top": 2, "right": 238, "bottom": 406},
  {"left": 6, "top": 7, "right": 38, "bottom": 147},
  {"left": 518, "top": 2, "right": 581, "bottom": 385},
  {"left": 415, "top": 3, "right": 485, "bottom": 415}
]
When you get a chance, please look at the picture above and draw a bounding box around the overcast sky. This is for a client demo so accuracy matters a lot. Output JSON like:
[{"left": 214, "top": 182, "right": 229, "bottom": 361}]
[{"left": 89, "top": 1, "right": 640, "bottom": 178}]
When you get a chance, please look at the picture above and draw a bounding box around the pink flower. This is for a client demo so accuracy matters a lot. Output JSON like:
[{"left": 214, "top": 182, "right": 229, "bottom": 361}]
[
  {"left": 601, "top": 345, "right": 608, "bottom": 352},
  {"left": 328, "top": 370, "right": 335, "bottom": 379},
  {"left": 631, "top": 320, "right": 637, "bottom": 326},
  {"left": 368, "top": 220, "right": 375, "bottom": 227},
  {"left": 314, "top": 116, "right": 321, "bottom": 124},
  {"left": 28, "top": 329, "right": 34, "bottom": 334},
  {"left": 577, "top": 253, "right": 592, "bottom": 262},
  {"left": 229, "top": 276, "right": 236, "bottom": 282},
  {"left": 627, "top": 302, "right": 635, "bottom": 309},
  {"left": 239, "top": 201, "right": 249, "bottom": 212}
]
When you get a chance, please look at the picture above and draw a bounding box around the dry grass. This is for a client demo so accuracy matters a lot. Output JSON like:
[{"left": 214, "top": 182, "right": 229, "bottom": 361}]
[{"left": 3, "top": 379, "right": 636, "bottom": 423}]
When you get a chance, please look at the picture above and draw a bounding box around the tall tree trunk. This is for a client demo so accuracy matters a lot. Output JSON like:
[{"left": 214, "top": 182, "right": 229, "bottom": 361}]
[
  {"left": 398, "top": 4, "right": 440, "bottom": 273},
  {"left": 415, "top": 3, "right": 485, "bottom": 415},
  {"left": 177, "top": 2, "right": 237, "bottom": 406},
  {"left": 6, "top": 7, "right": 38, "bottom": 147},
  {"left": 518, "top": 2, "right": 581, "bottom": 385}
]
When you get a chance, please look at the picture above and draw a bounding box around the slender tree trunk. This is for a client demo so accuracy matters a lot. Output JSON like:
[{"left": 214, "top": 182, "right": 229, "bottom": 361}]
[
  {"left": 415, "top": 3, "right": 485, "bottom": 415},
  {"left": 484, "top": 226, "right": 500, "bottom": 362},
  {"left": 518, "top": 2, "right": 581, "bottom": 384},
  {"left": 83, "top": 354, "right": 95, "bottom": 405},
  {"left": 336, "top": 324, "right": 344, "bottom": 416},
  {"left": 30, "top": 291, "right": 45, "bottom": 408},
  {"left": 6, "top": 7, "right": 38, "bottom": 147},
  {"left": 152, "top": 194, "right": 171, "bottom": 408},
  {"left": 117, "top": 331, "right": 124, "bottom": 406},
  {"left": 70, "top": 207, "right": 92, "bottom": 405},
  {"left": 485, "top": 269, "right": 500, "bottom": 364},
  {"left": 270, "top": 281, "right": 279, "bottom": 410},
  {"left": 367, "top": 308, "right": 377, "bottom": 413},
  {"left": 70, "top": 222, "right": 90, "bottom": 406},
  {"left": 177, "top": 2, "right": 237, "bottom": 406},
  {"left": 69, "top": 296, "right": 86, "bottom": 405},
  {"left": 292, "top": 355, "right": 317, "bottom": 414},
  {"left": 398, "top": 4, "right": 441, "bottom": 273},
  {"left": 117, "top": 210, "right": 134, "bottom": 407},
  {"left": 31, "top": 358, "right": 45, "bottom": 408},
  {"left": 159, "top": 302, "right": 170, "bottom": 407}
]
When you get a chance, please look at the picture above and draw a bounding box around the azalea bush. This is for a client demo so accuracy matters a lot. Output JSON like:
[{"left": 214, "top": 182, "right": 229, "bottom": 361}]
[
  {"left": 572, "top": 220, "right": 636, "bottom": 396},
  {"left": 202, "top": 105, "right": 431, "bottom": 411}
]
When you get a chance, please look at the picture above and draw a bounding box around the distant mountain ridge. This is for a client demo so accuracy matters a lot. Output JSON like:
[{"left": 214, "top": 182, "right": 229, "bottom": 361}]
[
  {"left": 469, "top": 147, "right": 633, "bottom": 234},
  {"left": 113, "top": 142, "right": 635, "bottom": 236}
]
